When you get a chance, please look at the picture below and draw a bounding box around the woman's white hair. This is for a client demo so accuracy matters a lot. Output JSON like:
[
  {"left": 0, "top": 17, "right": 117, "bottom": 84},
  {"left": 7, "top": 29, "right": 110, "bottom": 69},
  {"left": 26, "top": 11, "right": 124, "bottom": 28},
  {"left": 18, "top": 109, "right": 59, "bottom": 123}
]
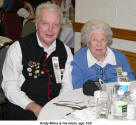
[
  {"left": 35, "top": 2, "right": 63, "bottom": 24},
  {"left": 81, "top": 20, "right": 113, "bottom": 45}
]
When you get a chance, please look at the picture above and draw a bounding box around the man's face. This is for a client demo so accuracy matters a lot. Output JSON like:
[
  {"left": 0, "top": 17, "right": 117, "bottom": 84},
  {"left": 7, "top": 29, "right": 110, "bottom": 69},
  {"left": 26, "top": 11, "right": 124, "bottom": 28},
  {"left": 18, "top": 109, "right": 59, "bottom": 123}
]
[{"left": 35, "top": 9, "right": 61, "bottom": 48}]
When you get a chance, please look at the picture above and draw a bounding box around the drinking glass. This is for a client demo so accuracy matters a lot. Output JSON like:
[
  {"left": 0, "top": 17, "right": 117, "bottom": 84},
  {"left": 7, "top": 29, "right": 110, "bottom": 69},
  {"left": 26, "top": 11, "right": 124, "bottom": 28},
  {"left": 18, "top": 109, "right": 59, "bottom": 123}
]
[{"left": 95, "top": 90, "right": 110, "bottom": 119}]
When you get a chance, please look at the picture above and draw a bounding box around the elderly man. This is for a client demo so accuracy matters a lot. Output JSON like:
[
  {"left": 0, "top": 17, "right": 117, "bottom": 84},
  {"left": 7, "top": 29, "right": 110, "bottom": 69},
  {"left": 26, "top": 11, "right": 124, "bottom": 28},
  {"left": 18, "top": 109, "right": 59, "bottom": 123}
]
[
  {"left": 71, "top": 20, "right": 135, "bottom": 89},
  {"left": 1, "top": 2, "right": 73, "bottom": 120}
]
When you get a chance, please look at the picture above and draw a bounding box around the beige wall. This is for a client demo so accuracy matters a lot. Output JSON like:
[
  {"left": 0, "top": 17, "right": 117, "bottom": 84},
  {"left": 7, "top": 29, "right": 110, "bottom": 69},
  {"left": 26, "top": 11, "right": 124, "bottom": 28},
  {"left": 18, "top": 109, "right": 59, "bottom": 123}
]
[{"left": 74, "top": 0, "right": 136, "bottom": 52}]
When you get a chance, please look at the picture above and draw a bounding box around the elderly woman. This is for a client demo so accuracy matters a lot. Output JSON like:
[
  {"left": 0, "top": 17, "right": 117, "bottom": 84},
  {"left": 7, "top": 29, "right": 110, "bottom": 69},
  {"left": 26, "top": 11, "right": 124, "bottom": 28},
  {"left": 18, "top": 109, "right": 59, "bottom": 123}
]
[{"left": 71, "top": 20, "right": 135, "bottom": 89}]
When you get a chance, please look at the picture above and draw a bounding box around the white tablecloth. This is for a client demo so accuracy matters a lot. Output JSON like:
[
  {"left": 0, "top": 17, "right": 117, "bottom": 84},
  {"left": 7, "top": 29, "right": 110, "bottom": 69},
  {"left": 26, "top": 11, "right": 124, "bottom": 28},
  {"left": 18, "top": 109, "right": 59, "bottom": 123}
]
[
  {"left": 38, "top": 82, "right": 119, "bottom": 120},
  {"left": 38, "top": 82, "right": 136, "bottom": 120},
  {"left": 38, "top": 88, "right": 90, "bottom": 120}
]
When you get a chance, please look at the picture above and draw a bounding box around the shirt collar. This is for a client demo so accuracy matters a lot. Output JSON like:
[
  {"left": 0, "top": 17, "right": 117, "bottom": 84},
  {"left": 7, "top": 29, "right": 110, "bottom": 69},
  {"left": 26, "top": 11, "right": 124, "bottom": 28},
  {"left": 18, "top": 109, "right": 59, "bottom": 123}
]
[
  {"left": 87, "top": 47, "right": 116, "bottom": 68},
  {"left": 36, "top": 33, "right": 56, "bottom": 57}
]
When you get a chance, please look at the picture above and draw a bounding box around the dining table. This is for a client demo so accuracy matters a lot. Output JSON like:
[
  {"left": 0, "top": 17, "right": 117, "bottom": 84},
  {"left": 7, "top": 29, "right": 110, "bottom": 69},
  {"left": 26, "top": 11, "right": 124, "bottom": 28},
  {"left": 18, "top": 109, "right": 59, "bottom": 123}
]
[
  {"left": 38, "top": 88, "right": 90, "bottom": 120},
  {"left": 37, "top": 82, "right": 128, "bottom": 121}
]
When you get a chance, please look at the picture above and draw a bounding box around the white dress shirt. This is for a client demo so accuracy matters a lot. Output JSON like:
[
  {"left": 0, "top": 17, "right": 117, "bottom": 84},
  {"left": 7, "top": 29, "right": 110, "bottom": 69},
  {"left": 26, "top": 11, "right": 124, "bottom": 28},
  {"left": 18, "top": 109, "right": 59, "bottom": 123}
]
[
  {"left": 1, "top": 34, "right": 73, "bottom": 109},
  {"left": 87, "top": 47, "right": 116, "bottom": 68}
]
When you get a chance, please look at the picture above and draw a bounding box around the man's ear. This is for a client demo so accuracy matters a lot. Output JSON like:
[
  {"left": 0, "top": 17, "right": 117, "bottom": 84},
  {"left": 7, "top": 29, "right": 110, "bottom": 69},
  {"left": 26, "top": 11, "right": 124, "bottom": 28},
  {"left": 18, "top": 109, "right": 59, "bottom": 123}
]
[{"left": 35, "top": 20, "right": 38, "bottom": 30}]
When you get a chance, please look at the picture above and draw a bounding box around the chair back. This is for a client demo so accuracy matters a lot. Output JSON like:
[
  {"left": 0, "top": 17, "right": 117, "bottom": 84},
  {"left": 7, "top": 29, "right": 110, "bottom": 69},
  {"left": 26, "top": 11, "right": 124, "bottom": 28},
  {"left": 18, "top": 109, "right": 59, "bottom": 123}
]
[{"left": 2, "top": 12, "right": 23, "bottom": 41}]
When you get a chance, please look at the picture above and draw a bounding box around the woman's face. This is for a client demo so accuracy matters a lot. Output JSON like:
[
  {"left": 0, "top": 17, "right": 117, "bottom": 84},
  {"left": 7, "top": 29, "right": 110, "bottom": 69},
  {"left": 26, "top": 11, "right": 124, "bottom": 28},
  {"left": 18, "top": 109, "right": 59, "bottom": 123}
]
[{"left": 88, "top": 30, "right": 108, "bottom": 61}]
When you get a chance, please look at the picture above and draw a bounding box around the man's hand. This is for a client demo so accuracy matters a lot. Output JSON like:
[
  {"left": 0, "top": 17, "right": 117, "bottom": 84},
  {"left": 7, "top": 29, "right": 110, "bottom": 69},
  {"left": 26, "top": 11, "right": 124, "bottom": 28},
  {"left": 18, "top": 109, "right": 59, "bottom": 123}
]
[{"left": 26, "top": 102, "right": 42, "bottom": 117}]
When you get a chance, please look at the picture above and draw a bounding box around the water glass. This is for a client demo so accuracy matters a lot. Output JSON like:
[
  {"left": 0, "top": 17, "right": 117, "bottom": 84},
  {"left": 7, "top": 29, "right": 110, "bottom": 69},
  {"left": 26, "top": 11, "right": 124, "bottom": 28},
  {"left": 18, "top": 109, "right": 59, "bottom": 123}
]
[
  {"left": 94, "top": 90, "right": 110, "bottom": 119},
  {"left": 96, "top": 103, "right": 109, "bottom": 119}
]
